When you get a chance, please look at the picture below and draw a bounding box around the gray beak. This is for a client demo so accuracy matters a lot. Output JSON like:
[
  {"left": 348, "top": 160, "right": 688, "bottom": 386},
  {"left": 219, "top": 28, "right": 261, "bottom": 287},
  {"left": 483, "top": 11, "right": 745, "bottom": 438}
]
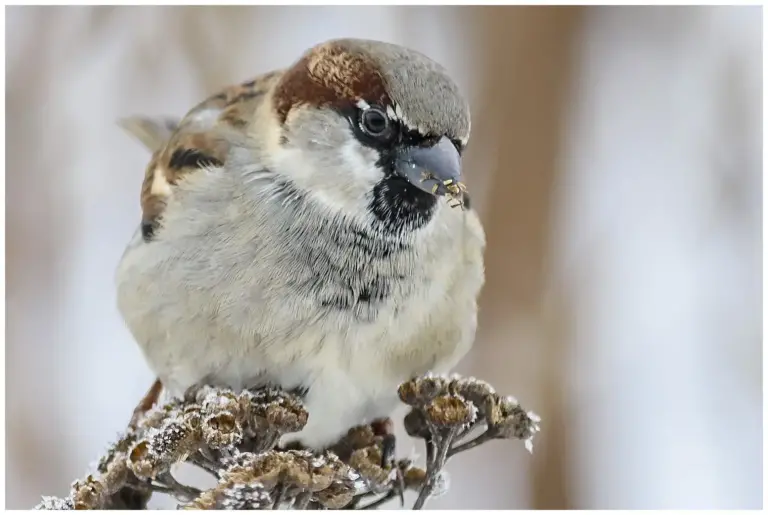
[{"left": 394, "top": 136, "right": 462, "bottom": 196}]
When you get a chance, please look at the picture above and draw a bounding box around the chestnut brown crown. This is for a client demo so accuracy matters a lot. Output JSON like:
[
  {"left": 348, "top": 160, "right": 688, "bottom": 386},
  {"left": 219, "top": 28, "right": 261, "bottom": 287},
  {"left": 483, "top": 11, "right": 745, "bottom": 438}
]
[{"left": 273, "top": 38, "right": 471, "bottom": 144}]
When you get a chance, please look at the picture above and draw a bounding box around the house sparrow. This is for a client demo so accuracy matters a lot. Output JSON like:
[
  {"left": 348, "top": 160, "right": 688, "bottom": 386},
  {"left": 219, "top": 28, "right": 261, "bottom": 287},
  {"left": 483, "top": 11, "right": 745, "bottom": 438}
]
[{"left": 116, "top": 38, "right": 486, "bottom": 450}]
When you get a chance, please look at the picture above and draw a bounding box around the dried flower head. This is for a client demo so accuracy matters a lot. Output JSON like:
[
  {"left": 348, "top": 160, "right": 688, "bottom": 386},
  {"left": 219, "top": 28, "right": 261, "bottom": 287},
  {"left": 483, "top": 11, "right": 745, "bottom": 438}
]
[
  {"left": 401, "top": 464, "right": 427, "bottom": 491},
  {"left": 71, "top": 475, "right": 108, "bottom": 510},
  {"left": 282, "top": 455, "right": 314, "bottom": 490},
  {"left": 199, "top": 388, "right": 240, "bottom": 412},
  {"left": 403, "top": 408, "right": 431, "bottom": 439},
  {"left": 202, "top": 412, "right": 242, "bottom": 448},
  {"left": 128, "top": 417, "right": 199, "bottom": 479},
  {"left": 241, "top": 388, "right": 309, "bottom": 435},
  {"left": 424, "top": 394, "right": 476, "bottom": 428},
  {"left": 348, "top": 446, "right": 392, "bottom": 491},
  {"left": 315, "top": 480, "right": 356, "bottom": 509},
  {"left": 307, "top": 452, "right": 351, "bottom": 493},
  {"left": 224, "top": 451, "right": 285, "bottom": 490},
  {"left": 96, "top": 432, "right": 138, "bottom": 475},
  {"left": 398, "top": 374, "right": 448, "bottom": 407},
  {"left": 36, "top": 375, "right": 538, "bottom": 511},
  {"left": 448, "top": 376, "right": 496, "bottom": 412},
  {"left": 495, "top": 407, "right": 540, "bottom": 453}
]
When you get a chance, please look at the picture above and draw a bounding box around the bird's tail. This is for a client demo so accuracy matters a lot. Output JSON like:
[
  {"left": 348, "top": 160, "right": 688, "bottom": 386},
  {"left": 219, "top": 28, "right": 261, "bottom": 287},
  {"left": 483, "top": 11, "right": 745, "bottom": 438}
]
[{"left": 117, "top": 116, "right": 180, "bottom": 153}]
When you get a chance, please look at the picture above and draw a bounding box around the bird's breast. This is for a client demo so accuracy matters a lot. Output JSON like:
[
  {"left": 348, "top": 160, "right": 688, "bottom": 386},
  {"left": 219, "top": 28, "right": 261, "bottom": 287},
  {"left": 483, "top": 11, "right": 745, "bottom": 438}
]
[{"left": 115, "top": 176, "right": 481, "bottom": 447}]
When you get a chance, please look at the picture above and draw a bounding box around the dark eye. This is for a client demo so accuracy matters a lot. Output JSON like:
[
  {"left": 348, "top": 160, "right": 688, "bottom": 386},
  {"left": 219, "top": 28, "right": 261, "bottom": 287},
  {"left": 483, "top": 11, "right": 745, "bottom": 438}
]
[{"left": 360, "top": 107, "right": 389, "bottom": 137}]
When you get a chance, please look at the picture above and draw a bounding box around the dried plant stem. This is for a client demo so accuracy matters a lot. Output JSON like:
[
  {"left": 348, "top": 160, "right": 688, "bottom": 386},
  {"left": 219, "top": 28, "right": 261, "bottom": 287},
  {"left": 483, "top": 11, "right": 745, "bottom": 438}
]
[
  {"left": 148, "top": 484, "right": 179, "bottom": 497},
  {"left": 456, "top": 422, "right": 480, "bottom": 442},
  {"left": 448, "top": 429, "right": 498, "bottom": 458},
  {"left": 156, "top": 471, "right": 202, "bottom": 502},
  {"left": 293, "top": 492, "right": 312, "bottom": 510},
  {"left": 271, "top": 484, "right": 285, "bottom": 509},
  {"left": 359, "top": 490, "right": 399, "bottom": 510},
  {"left": 424, "top": 438, "right": 436, "bottom": 468},
  {"left": 413, "top": 426, "right": 459, "bottom": 510},
  {"left": 189, "top": 452, "right": 220, "bottom": 477}
]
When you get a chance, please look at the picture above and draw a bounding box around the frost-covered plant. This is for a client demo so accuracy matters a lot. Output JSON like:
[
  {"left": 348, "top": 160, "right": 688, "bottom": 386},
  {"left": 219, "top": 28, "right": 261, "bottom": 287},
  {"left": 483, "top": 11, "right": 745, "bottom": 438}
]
[{"left": 35, "top": 375, "right": 540, "bottom": 510}]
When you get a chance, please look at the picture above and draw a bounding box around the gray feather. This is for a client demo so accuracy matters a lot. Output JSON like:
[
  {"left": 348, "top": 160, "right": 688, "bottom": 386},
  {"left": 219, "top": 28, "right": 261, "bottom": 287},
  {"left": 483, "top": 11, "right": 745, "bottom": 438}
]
[{"left": 332, "top": 38, "right": 470, "bottom": 141}]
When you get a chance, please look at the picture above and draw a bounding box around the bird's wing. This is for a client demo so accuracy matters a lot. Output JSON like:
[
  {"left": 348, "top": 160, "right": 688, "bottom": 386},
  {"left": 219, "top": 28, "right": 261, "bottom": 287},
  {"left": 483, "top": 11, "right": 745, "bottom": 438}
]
[{"left": 118, "top": 70, "right": 285, "bottom": 240}]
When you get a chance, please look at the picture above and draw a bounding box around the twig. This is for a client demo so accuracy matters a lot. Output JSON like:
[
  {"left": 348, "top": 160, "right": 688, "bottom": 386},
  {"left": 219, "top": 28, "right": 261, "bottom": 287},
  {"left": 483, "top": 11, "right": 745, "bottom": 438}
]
[
  {"left": 359, "top": 490, "right": 398, "bottom": 510},
  {"left": 412, "top": 426, "right": 458, "bottom": 510},
  {"left": 455, "top": 421, "right": 480, "bottom": 442},
  {"left": 189, "top": 451, "right": 221, "bottom": 477},
  {"left": 448, "top": 430, "right": 498, "bottom": 458},
  {"left": 424, "top": 437, "right": 436, "bottom": 468},
  {"left": 149, "top": 484, "right": 179, "bottom": 497},
  {"left": 293, "top": 491, "right": 312, "bottom": 510},
  {"left": 271, "top": 484, "right": 285, "bottom": 510},
  {"left": 156, "top": 471, "right": 202, "bottom": 502}
]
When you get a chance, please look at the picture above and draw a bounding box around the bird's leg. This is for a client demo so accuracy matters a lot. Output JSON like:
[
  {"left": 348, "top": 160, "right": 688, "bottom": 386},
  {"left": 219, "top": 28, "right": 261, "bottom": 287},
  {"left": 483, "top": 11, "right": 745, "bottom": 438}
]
[
  {"left": 370, "top": 417, "right": 396, "bottom": 468},
  {"left": 370, "top": 417, "right": 405, "bottom": 506},
  {"left": 128, "top": 378, "right": 163, "bottom": 430}
]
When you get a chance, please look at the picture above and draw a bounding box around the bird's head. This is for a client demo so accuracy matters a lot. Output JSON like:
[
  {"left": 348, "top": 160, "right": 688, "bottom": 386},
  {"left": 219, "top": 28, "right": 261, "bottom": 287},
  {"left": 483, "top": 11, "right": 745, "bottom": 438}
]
[{"left": 262, "top": 38, "right": 471, "bottom": 232}]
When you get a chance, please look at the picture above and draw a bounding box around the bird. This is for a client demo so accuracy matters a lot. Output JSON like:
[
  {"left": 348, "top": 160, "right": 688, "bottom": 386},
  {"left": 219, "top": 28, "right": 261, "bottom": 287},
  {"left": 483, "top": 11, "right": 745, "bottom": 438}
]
[{"left": 115, "top": 38, "right": 486, "bottom": 451}]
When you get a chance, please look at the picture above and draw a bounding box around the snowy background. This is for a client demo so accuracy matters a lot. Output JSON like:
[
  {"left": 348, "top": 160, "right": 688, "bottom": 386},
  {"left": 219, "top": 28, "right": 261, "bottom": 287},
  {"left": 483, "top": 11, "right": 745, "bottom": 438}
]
[{"left": 5, "top": 6, "right": 762, "bottom": 509}]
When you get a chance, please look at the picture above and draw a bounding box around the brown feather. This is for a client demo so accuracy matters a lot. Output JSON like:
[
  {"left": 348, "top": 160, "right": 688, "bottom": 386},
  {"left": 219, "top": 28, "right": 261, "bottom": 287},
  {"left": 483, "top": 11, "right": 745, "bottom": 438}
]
[
  {"left": 273, "top": 41, "right": 390, "bottom": 124},
  {"left": 132, "top": 42, "right": 393, "bottom": 239},
  {"left": 133, "top": 72, "right": 283, "bottom": 238}
]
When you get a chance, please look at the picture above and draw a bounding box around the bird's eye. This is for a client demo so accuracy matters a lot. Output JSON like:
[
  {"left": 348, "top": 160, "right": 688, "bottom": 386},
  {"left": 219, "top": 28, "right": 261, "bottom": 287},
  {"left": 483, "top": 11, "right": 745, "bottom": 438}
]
[{"left": 360, "top": 107, "right": 389, "bottom": 137}]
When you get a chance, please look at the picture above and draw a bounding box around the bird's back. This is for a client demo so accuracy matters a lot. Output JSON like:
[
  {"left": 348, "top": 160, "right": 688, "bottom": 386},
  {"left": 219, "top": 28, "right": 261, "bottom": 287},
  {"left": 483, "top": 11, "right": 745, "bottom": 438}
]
[{"left": 118, "top": 70, "right": 286, "bottom": 241}]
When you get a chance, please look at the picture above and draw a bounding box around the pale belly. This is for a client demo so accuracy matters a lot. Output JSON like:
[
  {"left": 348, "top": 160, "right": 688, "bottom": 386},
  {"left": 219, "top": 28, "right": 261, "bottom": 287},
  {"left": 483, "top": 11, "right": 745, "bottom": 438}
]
[
  {"left": 126, "top": 306, "right": 423, "bottom": 448},
  {"left": 117, "top": 237, "right": 444, "bottom": 449},
  {"left": 116, "top": 211, "right": 480, "bottom": 449}
]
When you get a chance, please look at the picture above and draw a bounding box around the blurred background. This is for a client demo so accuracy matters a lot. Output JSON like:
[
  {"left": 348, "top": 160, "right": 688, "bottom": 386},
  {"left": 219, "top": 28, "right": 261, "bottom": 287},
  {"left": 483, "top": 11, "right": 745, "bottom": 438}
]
[{"left": 5, "top": 5, "right": 762, "bottom": 509}]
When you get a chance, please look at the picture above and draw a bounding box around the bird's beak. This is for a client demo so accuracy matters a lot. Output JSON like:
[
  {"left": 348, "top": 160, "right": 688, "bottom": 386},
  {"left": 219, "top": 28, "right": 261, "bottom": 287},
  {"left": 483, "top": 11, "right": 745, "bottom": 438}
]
[{"left": 394, "top": 136, "right": 464, "bottom": 198}]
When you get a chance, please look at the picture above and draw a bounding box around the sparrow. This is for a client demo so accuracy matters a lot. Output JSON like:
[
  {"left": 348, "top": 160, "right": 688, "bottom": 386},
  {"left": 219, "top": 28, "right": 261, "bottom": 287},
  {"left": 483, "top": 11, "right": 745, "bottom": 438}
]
[{"left": 116, "top": 38, "right": 486, "bottom": 451}]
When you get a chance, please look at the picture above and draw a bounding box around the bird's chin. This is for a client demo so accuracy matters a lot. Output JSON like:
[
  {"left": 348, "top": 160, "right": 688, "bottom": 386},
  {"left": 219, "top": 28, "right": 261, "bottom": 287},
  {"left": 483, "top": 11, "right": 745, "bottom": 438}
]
[{"left": 368, "top": 175, "right": 439, "bottom": 233}]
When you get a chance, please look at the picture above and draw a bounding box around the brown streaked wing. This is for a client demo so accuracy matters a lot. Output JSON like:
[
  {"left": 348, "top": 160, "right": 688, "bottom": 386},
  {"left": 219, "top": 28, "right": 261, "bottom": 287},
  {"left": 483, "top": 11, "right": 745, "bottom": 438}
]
[{"left": 137, "top": 70, "right": 284, "bottom": 241}]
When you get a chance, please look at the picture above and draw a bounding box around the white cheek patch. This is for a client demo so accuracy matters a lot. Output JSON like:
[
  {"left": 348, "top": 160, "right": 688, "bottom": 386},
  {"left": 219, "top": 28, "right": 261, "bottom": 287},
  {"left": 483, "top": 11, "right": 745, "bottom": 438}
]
[
  {"left": 273, "top": 146, "right": 315, "bottom": 185},
  {"left": 340, "top": 139, "right": 381, "bottom": 183},
  {"left": 264, "top": 137, "right": 379, "bottom": 221}
]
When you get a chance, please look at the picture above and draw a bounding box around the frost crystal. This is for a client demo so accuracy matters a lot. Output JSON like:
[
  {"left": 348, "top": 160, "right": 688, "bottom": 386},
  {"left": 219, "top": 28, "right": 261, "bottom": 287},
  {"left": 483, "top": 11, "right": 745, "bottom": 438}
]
[
  {"left": 217, "top": 483, "right": 271, "bottom": 509},
  {"left": 431, "top": 471, "right": 451, "bottom": 498},
  {"left": 525, "top": 438, "right": 535, "bottom": 454},
  {"left": 467, "top": 401, "right": 479, "bottom": 424},
  {"left": 35, "top": 496, "right": 74, "bottom": 510}
]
